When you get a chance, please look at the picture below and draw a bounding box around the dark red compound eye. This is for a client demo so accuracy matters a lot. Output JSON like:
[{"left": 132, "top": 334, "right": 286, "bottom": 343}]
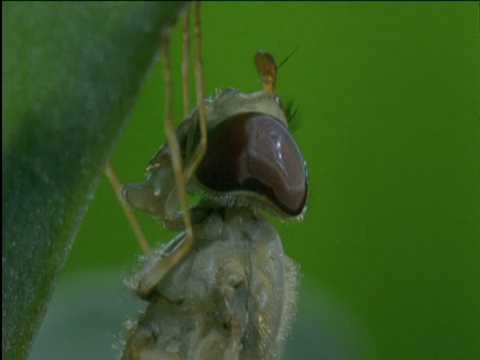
[{"left": 195, "top": 112, "right": 307, "bottom": 217}]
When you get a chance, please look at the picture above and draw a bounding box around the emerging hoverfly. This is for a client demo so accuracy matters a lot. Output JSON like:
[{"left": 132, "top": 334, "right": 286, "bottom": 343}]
[{"left": 107, "top": 4, "right": 307, "bottom": 359}]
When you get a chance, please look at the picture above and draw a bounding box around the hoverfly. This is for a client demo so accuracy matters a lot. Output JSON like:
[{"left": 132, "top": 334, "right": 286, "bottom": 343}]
[{"left": 107, "top": 4, "right": 308, "bottom": 359}]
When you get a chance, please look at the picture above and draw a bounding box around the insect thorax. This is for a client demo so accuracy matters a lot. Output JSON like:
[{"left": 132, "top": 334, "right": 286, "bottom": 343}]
[{"left": 121, "top": 207, "right": 299, "bottom": 360}]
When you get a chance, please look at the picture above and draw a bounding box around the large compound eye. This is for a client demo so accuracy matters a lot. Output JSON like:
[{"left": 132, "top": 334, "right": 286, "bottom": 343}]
[{"left": 195, "top": 112, "right": 307, "bottom": 217}]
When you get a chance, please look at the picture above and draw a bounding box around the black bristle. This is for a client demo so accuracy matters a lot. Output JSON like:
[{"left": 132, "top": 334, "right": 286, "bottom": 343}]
[{"left": 283, "top": 99, "right": 301, "bottom": 131}]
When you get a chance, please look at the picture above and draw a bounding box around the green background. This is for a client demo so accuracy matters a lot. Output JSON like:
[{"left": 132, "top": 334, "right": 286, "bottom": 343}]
[{"left": 30, "top": 3, "right": 479, "bottom": 360}]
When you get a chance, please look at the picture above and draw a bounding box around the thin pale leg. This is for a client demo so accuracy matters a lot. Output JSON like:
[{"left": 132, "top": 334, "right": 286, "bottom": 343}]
[
  {"left": 182, "top": 5, "right": 191, "bottom": 120},
  {"left": 105, "top": 162, "right": 152, "bottom": 256},
  {"left": 184, "top": 2, "right": 207, "bottom": 182},
  {"left": 105, "top": 6, "right": 199, "bottom": 269},
  {"left": 138, "top": 4, "right": 206, "bottom": 295}
]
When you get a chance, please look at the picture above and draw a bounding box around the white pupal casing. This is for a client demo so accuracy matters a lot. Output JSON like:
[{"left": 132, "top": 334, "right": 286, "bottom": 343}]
[{"left": 121, "top": 208, "right": 299, "bottom": 360}]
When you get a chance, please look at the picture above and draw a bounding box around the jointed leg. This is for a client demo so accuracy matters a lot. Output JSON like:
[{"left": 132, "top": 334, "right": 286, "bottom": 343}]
[
  {"left": 182, "top": 6, "right": 191, "bottom": 120},
  {"left": 105, "top": 162, "right": 152, "bottom": 256},
  {"left": 183, "top": 2, "right": 207, "bottom": 183},
  {"left": 137, "top": 12, "right": 198, "bottom": 296}
]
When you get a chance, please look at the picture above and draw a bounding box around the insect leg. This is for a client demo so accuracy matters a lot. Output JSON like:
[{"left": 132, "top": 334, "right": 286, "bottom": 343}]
[
  {"left": 137, "top": 29, "right": 196, "bottom": 297},
  {"left": 182, "top": 5, "right": 191, "bottom": 120},
  {"left": 183, "top": 2, "right": 207, "bottom": 182},
  {"left": 105, "top": 162, "right": 152, "bottom": 256}
]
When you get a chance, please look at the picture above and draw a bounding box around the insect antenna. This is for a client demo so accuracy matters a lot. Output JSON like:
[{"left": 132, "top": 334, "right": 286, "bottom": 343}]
[{"left": 277, "top": 46, "right": 299, "bottom": 69}]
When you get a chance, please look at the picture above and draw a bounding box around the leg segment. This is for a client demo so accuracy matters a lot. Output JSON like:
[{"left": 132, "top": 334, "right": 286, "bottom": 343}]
[
  {"left": 105, "top": 162, "right": 152, "bottom": 256},
  {"left": 138, "top": 4, "right": 207, "bottom": 296}
]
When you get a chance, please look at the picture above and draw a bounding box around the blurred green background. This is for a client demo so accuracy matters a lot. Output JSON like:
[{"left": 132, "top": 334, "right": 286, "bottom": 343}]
[{"left": 30, "top": 3, "right": 479, "bottom": 360}]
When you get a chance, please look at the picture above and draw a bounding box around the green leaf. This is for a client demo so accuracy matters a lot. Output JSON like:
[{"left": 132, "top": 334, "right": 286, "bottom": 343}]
[{"left": 2, "top": 3, "right": 186, "bottom": 359}]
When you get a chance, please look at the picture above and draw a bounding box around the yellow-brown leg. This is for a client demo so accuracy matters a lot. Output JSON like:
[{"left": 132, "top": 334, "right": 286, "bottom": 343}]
[
  {"left": 184, "top": 2, "right": 207, "bottom": 182},
  {"left": 105, "top": 162, "right": 152, "bottom": 256},
  {"left": 182, "top": 5, "right": 191, "bottom": 120},
  {"left": 137, "top": 4, "right": 204, "bottom": 296}
]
